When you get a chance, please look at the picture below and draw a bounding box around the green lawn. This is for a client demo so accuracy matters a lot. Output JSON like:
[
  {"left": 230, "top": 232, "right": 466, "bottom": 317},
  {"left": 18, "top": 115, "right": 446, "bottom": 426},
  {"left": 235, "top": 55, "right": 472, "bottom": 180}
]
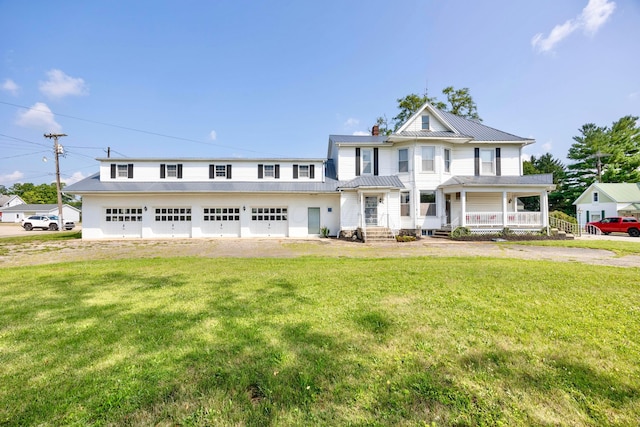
[
  {"left": 504, "top": 238, "right": 640, "bottom": 256},
  {"left": 1, "top": 257, "right": 639, "bottom": 426}
]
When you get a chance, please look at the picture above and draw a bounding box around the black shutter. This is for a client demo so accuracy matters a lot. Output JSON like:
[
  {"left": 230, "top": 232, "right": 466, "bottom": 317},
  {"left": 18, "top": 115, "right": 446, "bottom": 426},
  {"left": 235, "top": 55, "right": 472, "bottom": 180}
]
[
  {"left": 355, "top": 148, "right": 361, "bottom": 176},
  {"left": 293, "top": 164, "right": 299, "bottom": 179},
  {"left": 110, "top": 164, "right": 116, "bottom": 179},
  {"left": 374, "top": 147, "right": 379, "bottom": 176},
  {"left": 275, "top": 164, "right": 280, "bottom": 179},
  {"left": 258, "top": 164, "right": 264, "bottom": 179},
  {"left": 177, "top": 164, "right": 183, "bottom": 179},
  {"left": 495, "top": 148, "right": 501, "bottom": 176},
  {"left": 474, "top": 148, "right": 480, "bottom": 176},
  {"left": 127, "top": 164, "right": 134, "bottom": 179},
  {"left": 160, "top": 164, "right": 166, "bottom": 179},
  {"left": 226, "top": 164, "right": 232, "bottom": 179},
  {"left": 209, "top": 165, "right": 215, "bottom": 179},
  {"left": 309, "top": 164, "right": 315, "bottom": 179}
]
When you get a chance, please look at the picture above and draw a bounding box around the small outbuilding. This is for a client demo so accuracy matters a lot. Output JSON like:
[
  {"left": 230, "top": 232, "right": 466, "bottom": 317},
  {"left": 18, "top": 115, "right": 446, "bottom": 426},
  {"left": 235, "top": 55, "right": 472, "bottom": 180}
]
[
  {"left": 573, "top": 183, "right": 640, "bottom": 228},
  {"left": 0, "top": 203, "right": 81, "bottom": 223}
]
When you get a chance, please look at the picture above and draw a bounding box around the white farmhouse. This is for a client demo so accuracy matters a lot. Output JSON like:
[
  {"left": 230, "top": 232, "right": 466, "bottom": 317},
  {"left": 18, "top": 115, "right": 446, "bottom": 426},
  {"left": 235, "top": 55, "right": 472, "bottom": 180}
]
[{"left": 65, "top": 102, "right": 555, "bottom": 240}]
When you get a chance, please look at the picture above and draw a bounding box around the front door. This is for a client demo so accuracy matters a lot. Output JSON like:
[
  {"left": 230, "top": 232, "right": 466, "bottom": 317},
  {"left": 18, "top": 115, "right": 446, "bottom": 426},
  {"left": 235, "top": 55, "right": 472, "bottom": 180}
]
[
  {"left": 445, "top": 195, "right": 451, "bottom": 225},
  {"left": 365, "top": 196, "right": 378, "bottom": 226},
  {"left": 308, "top": 207, "right": 320, "bottom": 234}
]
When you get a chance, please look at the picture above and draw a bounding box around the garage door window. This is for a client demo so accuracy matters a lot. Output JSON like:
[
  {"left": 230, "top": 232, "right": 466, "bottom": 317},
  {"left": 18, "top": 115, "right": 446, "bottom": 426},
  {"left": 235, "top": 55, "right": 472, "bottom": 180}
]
[
  {"left": 251, "top": 207, "right": 287, "bottom": 221},
  {"left": 155, "top": 208, "right": 191, "bottom": 221},
  {"left": 204, "top": 208, "right": 240, "bottom": 221},
  {"left": 105, "top": 208, "right": 142, "bottom": 222}
]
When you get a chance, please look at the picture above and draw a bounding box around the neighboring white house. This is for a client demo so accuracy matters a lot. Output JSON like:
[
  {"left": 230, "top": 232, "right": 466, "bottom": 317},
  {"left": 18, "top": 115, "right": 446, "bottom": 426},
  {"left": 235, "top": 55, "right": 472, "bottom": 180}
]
[
  {"left": 573, "top": 183, "right": 640, "bottom": 228},
  {"left": 0, "top": 204, "right": 81, "bottom": 223},
  {"left": 0, "top": 195, "right": 26, "bottom": 222},
  {"left": 64, "top": 102, "right": 555, "bottom": 240}
]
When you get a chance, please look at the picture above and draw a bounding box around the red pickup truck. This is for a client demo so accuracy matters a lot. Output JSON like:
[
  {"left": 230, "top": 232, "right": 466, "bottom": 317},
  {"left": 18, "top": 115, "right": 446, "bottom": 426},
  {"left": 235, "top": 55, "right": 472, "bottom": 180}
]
[{"left": 586, "top": 217, "right": 640, "bottom": 237}]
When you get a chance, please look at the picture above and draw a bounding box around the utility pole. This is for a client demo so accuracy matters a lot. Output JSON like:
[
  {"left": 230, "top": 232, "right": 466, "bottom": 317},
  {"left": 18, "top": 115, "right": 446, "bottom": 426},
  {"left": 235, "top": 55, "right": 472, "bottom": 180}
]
[{"left": 44, "top": 133, "right": 67, "bottom": 231}]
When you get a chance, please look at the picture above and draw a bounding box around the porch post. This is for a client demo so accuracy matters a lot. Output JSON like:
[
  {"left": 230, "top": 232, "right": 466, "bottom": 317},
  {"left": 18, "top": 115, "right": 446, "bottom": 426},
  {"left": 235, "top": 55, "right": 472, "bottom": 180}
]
[
  {"left": 502, "top": 191, "right": 508, "bottom": 228},
  {"left": 541, "top": 190, "right": 549, "bottom": 228},
  {"left": 461, "top": 189, "right": 467, "bottom": 227},
  {"left": 360, "top": 192, "right": 364, "bottom": 229}
]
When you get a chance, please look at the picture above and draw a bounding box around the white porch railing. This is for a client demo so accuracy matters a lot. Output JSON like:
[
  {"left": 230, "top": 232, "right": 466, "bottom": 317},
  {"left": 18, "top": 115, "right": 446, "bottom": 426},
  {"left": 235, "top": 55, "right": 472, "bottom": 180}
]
[{"left": 464, "top": 212, "right": 542, "bottom": 228}]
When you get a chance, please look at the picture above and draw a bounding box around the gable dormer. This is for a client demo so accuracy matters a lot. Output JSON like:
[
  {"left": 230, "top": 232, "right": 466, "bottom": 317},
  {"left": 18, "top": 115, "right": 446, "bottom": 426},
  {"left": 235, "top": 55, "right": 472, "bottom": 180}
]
[{"left": 395, "top": 102, "right": 458, "bottom": 134}]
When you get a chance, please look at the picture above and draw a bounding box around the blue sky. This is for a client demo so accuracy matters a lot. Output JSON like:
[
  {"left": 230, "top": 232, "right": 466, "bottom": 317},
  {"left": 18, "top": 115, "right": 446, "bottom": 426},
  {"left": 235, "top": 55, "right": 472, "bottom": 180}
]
[{"left": 1, "top": 0, "right": 638, "bottom": 186}]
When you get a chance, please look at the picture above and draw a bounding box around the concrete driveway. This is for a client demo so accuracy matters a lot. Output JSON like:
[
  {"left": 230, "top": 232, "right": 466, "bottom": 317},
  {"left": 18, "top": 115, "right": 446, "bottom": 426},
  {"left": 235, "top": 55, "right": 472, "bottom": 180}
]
[{"left": 0, "top": 222, "right": 80, "bottom": 237}]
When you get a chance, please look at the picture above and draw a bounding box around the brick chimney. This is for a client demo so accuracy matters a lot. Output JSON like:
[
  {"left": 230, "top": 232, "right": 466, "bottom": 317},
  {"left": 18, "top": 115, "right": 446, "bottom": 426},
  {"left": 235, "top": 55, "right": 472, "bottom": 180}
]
[{"left": 372, "top": 124, "right": 379, "bottom": 136}]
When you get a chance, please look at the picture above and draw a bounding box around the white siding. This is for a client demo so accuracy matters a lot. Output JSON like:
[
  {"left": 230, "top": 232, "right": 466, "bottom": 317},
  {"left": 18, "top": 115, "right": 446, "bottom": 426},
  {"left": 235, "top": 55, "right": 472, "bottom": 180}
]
[
  {"left": 340, "top": 192, "right": 360, "bottom": 229},
  {"left": 79, "top": 193, "right": 340, "bottom": 239}
]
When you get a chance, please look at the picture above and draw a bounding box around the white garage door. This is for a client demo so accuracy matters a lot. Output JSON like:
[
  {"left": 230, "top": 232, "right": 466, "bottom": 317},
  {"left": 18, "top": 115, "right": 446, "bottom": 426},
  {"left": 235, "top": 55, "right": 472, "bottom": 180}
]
[
  {"left": 152, "top": 207, "right": 192, "bottom": 238},
  {"left": 201, "top": 207, "right": 241, "bottom": 237},
  {"left": 249, "top": 207, "right": 288, "bottom": 237},
  {"left": 103, "top": 207, "right": 143, "bottom": 238}
]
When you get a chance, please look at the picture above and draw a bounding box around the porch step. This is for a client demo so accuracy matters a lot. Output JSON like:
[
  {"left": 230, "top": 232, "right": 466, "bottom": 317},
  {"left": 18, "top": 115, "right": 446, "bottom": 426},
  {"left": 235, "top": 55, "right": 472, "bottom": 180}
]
[
  {"left": 364, "top": 227, "right": 395, "bottom": 242},
  {"left": 432, "top": 229, "right": 451, "bottom": 238}
]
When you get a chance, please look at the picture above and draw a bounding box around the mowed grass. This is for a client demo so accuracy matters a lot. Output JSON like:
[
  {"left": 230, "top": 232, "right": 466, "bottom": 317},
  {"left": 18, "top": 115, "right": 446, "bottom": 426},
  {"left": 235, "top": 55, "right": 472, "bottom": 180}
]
[
  {"left": 503, "top": 238, "right": 640, "bottom": 256},
  {"left": 1, "top": 257, "right": 639, "bottom": 426}
]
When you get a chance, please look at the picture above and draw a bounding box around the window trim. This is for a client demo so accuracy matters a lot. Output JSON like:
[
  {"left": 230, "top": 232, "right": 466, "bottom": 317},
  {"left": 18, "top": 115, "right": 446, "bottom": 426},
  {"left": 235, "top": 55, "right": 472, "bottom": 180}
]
[
  {"left": 421, "top": 146, "right": 435, "bottom": 173},
  {"left": 398, "top": 148, "right": 409, "bottom": 173},
  {"left": 479, "top": 149, "right": 495, "bottom": 176},
  {"left": 400, "top": 191, "right": 410, "bottom": 217},
  {"left": 444, "top": 148, "right": 451, "bottom": 173},
  {"left": 421, "top": 115, "right": 430, "bottom": 130}
]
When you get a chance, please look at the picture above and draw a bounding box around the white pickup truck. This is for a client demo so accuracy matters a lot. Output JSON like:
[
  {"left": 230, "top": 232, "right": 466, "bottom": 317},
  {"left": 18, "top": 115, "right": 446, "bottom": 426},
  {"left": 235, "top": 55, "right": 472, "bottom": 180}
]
[{"left": 21, "top": 215, "right": 75, "bottom": 231}]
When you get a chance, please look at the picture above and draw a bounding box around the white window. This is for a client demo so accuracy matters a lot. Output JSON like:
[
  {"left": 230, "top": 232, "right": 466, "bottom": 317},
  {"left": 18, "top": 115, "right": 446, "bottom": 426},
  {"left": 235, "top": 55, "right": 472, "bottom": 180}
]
[
  {"left": 593, "top": 192, "right": 599, "bottom": 203},
  {"left": 422, "top": 146, "right": 435, "bottom": 172},
  {"left": 444, "top": 148, "right": 451, "bottom": 173},
  {"left": 216, "top": 165, "right": 227, "bottom": 178},
  {"left": 155, "top": 207, "right": 191, "bottom": 222},
  {"left": 421, "top": 115, "right": 430, "bottom": 130},
  {"left": 398, "top": 149, "right": 408, "bottom": 173},
  {"left": 400, "top": 192, "right": 410, "bottom": 216},
  {"left": 264, "top": 165, "right": 275, "bottom": 178},
  {"left": 420, "top": 191, "right": 436, "bottom": 216},
  {"left": 105, "top": 208, "right": 142, "bottom": 222},
  {"left": 203, "top": 208, "right": 240, "bottom": 222},
  {"left": 299, "top": 165, "right": 309, "bottom": 178},
  {"left": 480, "top": 149, "right": 495, "bottom": 175},
  {"left": 117, "top": 165, "right": 129, "bottom": 178},
  {"left": 362, "top": 149, "right": 373, "bottom": 175},
  {"left": 251, "top": 207, "right": 288, "bottom": 221},
  {"left": 166, "top": 164, "right": 178, "bottom": 178}
]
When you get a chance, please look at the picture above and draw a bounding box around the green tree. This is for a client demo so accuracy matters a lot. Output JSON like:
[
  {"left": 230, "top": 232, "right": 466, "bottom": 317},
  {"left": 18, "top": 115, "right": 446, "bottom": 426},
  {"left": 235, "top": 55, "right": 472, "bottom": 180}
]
[
  {"left": 522, "top": 153, "right": 569, "bottom": 213},
  {"left": 380, "top": 86, "right": 481, "bottom": 133},
  {"left": 8, "top": 182, "right": 72, "bottom": 204},
  {"left": 566, "top": 116, "right": 640, "bottom": 206}
]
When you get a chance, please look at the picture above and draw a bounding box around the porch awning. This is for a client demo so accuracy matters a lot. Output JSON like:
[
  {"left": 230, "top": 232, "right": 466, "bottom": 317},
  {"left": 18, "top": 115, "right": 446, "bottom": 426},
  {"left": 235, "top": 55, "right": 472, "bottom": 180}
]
[
  {"left": 438, "top": 174, "right": 555, "bottom": 190},
  {"left": 620, "top": 203, "right": 640, "bottom": 213},
  {"left": 337, "top": 176, "right": 405, "bottom": 190}
]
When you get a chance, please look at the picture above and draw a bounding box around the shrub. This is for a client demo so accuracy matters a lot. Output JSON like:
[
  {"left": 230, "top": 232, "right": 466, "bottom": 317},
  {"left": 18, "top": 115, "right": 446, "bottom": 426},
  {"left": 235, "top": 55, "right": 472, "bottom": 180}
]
[
  {"left": 320, "top": 226, "right": 330, "bottom": 238},
  {"left": 396, "top": 235, "right": 416, "bottom": 242},
  {"left": 550, "top": 210, "right": 577, "bottom": 224},
  {"left": 451, "top": 226, "right": 471, "bottom": 238}
]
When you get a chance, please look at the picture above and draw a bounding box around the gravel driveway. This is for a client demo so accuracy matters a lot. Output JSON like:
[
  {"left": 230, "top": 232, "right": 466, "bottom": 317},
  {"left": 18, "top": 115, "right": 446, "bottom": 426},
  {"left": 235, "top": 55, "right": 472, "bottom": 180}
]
[{"left": 1, "top": 223, "right": 639, "bottom": 268}]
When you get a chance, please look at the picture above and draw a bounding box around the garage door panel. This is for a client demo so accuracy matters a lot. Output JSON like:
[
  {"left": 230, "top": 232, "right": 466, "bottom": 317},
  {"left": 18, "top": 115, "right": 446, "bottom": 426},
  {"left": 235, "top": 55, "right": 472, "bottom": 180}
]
[
  {"left": 103, "top": 207, "right": 143, "bottom": 238},
  {"left": 249, "top": 207, "right": 288, "bottom": 237},
  {"left": 152, "top": 207, "right": 192, "bottom": 238},
  {"left": 201, "top": 207, "right": 241, "bottom": 237}
]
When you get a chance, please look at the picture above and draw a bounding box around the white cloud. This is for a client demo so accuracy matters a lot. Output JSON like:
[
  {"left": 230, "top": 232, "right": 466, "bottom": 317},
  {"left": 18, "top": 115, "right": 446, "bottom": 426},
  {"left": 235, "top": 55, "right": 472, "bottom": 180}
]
[
  {"left": 39, "top": 69, "right": 89, "bottom": 98},
  {"left": 16, "top": 102, "right": 62, "bottom": 133},
  {"left": 209, "top": 130, "right": 217, "bottom": 140},
  {"left": 344, "top": 118, "right": 359, "bottom": 127},
  {"left": 0, "top": 171, "right": 24, "bottom": 185},
  {"left": 1, "top": 78, "right": 19, "bottom": 95},
  {"left": 532, "top": 0, "right": 615, "bottom": 53},
  {"left": 542, "top": 142, "right": 553, "bottom": 152},
  {"left": 352, "top": 131, "right": 369, "bottom": 136},
  {"left": 629, "top": 91, "right": 639, "bottom": 100},
  {"left": 62, "top": 171, "right": 86, "bottom": 185}
]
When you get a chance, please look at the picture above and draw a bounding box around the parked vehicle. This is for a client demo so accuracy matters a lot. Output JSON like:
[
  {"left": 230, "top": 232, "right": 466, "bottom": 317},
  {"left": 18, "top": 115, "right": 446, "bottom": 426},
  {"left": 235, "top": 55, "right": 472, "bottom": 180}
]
[
  {"left": 21, "top": 215, "right": 75, "bottom": 231},
  {"left": 586, "top": 217, "right": 640, "bottom": 237}
]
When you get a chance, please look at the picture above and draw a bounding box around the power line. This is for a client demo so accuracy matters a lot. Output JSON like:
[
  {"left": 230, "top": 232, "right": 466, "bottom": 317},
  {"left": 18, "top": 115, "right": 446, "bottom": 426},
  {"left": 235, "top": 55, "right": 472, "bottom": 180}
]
[{"left": 0, "top": 100, "right": 285, "bottom": 157}]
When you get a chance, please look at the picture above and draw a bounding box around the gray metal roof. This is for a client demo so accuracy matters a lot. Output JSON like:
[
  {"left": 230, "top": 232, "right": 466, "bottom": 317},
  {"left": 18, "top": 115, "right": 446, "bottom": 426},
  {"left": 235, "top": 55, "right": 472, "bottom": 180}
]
[
  {"left": 337, "top": 175, "right": 405, "bottom": 189},
  {"left": 436, "top": 110, "right": 533, "bottom": 142},
  {"left": 393, "top": 131, "right": 471, "bottom": 139},
  {"left": 439, "top": 174, "right": 554, "bottom": 187},
  {"left": 64, "top": 173, "right": 342, "bottom": 194},
  {"left": 0, "top": 203, "right": 79, "bottom": 212},
  {"left": 328, "top": 135, "right": 389, "bottom": 144}
]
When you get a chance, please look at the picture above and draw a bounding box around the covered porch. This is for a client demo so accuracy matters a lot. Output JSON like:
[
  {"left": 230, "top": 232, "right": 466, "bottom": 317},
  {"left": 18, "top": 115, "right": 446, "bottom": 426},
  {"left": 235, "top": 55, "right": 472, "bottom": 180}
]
[{"left": 439, "top": 174, "right": 555, "bottom": 233}]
